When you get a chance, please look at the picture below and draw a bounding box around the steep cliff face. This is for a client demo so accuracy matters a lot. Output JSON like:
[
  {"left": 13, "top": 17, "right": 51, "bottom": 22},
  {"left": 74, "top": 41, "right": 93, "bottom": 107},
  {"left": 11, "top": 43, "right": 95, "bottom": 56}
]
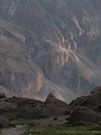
[
  {"left": 0, "top": 21, "right": 44, "bottom": 98},
  {"left": 0, "top": 0, "right": 101, "bottom": 102}
]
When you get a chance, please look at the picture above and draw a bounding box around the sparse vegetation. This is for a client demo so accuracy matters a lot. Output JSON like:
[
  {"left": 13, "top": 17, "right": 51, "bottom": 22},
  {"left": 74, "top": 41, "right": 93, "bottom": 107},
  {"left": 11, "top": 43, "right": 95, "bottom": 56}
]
[
  {"left": 11, "top": 118, "right": 43, "bottom": 125},
  {"left": 11, "top": 118, "right": 101, "bottom": 135},
  {"left": 21, "top": 124, "right": 101, "bottom": 135}
]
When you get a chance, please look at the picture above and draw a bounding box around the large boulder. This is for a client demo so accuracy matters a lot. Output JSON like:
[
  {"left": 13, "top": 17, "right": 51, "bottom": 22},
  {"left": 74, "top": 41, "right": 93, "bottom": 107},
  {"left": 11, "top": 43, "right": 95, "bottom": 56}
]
[
  {"left": 91, "top": 86, "right": 101, "bottom": 95},
  {"left": 4, "top": 97, "right": 44, "bottom": 119},
  {"left": 0, "top": 93, "right": 69, "bottom": 120},
  {"left": 42, "top": 93, "right": 69, "bottom": 117},
  {"left": 68, "top": 86, "right": 101, "bottom": 125},
  {"left": 70, "top": 86, "right": 101, "bottom": 111},
  {"left": 14, "top": 94, "right": 69, "bottom": 118},
  {"left": 68, "top": 107, "right": 101, "bottom": 125}
]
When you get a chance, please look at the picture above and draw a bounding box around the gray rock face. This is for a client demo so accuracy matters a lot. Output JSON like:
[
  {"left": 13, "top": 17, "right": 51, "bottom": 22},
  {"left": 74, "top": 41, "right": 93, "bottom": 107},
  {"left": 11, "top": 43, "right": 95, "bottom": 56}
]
[
  {"left": 0, "top": 25, "right": 44, "bottom": 98},
  {"left": 0, "top": 0, "right": 101, "bottom": 102}
]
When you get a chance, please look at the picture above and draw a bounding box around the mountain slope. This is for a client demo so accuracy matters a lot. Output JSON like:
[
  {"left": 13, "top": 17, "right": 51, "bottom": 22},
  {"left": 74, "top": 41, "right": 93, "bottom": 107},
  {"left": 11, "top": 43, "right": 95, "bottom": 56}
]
[
  {"left": 0, "top": 20, "right": 44, "bottom": 98},
  {"left": 0, "top": 0, "right": 101, "bottom": 102}
]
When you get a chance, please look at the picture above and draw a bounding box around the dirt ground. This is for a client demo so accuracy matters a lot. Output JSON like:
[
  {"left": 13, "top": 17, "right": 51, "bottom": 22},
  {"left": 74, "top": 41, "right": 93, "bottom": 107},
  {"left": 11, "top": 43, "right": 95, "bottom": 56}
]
[{"left": 1, "top": 125, "right": 25, "bottom": 135}]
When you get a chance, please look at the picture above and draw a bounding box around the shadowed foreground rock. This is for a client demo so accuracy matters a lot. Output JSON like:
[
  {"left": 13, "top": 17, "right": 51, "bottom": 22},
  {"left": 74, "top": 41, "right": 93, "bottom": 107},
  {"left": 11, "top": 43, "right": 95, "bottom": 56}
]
[
  {"left": 68, "top": 86, "right": 101, "bottom": 125},
  {"left": 0, "top": 87, "right": 101, "bottom": 127},
  {"left": 0, "top": 93, "right": 69, "bottom": 121},
  {"left": 68, "top": 107, "right": 101, "bottom": 125}
]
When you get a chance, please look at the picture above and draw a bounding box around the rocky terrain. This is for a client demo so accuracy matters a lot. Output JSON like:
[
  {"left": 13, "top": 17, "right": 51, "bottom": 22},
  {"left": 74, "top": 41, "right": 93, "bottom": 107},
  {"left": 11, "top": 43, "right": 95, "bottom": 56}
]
[
  {"left": 0, "top": 92, "right": 69, "bottom": 127},
  {"left": 68, "top": 86, "right": 101, "bottom": 125},
  {"left": 0, "top": 0, "right": 101, "bottom": 102},
  {"left": 0, "top": 86, "right": 101, "bottom": 128}
]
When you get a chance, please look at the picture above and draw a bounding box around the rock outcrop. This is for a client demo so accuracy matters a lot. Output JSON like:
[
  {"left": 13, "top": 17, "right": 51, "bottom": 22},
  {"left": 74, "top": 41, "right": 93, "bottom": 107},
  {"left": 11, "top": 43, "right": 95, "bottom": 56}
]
[
  {"left": 44, "top": 93, "right": 69, "bottom": 117},
  {"left": 0, "top": 23, "right": 44, "bottom": 99},
  {"left": 68, "top": 107, "right": 101, "bottom": 125},
  {"left": 68, "top": 86, "right": 101, "bottom": 125},
  {"left": 0, "top": 93, "right": 69, "bottom": 121},
  {"left": 70, "top": 86, "right": 101, "bottom": 111},
  {"left": 0, "top": 86, "right": 101, "bottom": 127}
]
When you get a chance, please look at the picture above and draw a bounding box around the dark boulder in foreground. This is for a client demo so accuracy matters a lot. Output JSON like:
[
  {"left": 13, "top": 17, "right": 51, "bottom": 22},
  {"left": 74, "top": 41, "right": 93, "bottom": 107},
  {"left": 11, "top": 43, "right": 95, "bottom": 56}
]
[
  {"left": 68, "top": 86, "right": 101, "bottom": 125},
  {"left": 70, "top": 86, "right": 101, "bottom": 112},
  {"left": 0, "top": 93, "right": 69, "bottom": 121},
  {"left": 68, "top": 107, "right": 101, "bottom": 125},
  {"left": 91, "top": 86, "right": 101, "bottom": 95},
  {"left": 44, "top": 93, "right": 69, "bottom": 117}
]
